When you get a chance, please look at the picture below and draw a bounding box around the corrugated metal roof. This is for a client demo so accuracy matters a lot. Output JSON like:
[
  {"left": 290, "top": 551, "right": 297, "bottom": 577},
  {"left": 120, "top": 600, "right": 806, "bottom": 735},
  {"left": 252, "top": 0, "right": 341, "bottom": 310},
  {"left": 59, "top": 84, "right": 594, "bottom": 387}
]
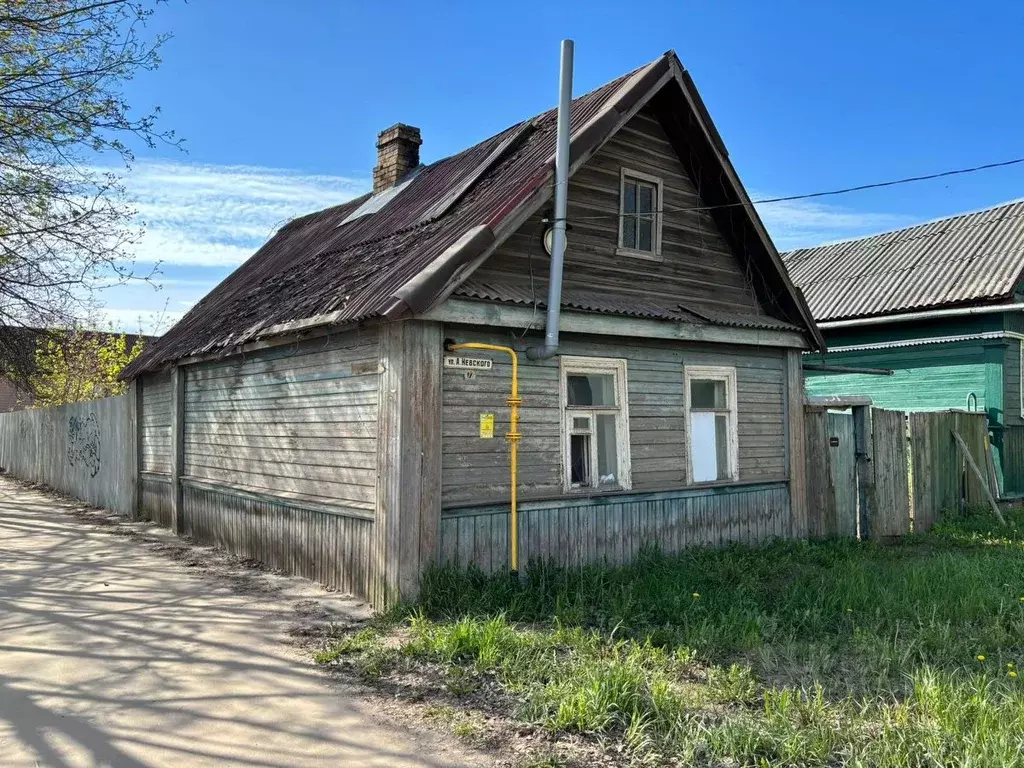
[
  {"left": 125, "top": 50, "right": 818, "bottom": 377},
  {"left": 455, "top": 279, "right": 801, "bottom": 332},
  {"left": 783, "top": 200, "right": 1024, "bottom": 322}
]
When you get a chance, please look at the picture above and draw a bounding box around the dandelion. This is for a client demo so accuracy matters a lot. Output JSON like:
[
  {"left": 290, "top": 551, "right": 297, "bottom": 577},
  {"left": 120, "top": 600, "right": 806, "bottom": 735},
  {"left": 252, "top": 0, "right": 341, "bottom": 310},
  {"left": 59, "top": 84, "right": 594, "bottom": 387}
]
[
  {"left": 978, "top": 655, "right": 987, "bottom": 662},
  {"left": 692, "top": 592, "right": 700, "bottom": 600},
  {"left": 1008, "top": 663, "right": 1016, "bottom": 670},
  {"left": 1011, "top": 671, "right": 1018, "bottom": 679}
]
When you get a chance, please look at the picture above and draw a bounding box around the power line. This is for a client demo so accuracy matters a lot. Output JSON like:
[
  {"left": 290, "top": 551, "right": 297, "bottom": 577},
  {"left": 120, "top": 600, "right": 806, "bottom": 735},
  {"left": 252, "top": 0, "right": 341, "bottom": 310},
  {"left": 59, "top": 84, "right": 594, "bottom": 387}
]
[{"left": 543, "top": 155, "right": 1024, "bottom": 223}]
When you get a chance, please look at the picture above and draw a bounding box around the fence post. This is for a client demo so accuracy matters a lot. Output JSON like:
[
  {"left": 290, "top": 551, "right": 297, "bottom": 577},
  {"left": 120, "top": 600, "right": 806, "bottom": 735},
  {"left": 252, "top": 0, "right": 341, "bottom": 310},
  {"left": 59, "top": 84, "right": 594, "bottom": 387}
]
[
  {"left": 786, "top": 350, "right": 808, "bottom": 539},
  {"left": 853, "top": 405, "right": 873, "bottom": 539},
  {"left": 127, "top": 379, "right": 139, "bottom": 520},
  {"left": 170, "top": 365, "right": 185, "bottom": 535}
]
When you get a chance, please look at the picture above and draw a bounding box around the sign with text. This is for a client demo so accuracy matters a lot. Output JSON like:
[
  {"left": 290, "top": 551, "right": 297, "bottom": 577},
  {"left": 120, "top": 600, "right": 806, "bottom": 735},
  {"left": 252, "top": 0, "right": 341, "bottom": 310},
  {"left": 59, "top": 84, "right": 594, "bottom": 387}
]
[
  {"left": 444, "top": 355, "right": 493, "bottom": 371},
  {"left": 479, "top": 413, "right": 495, "bottom": 439}
]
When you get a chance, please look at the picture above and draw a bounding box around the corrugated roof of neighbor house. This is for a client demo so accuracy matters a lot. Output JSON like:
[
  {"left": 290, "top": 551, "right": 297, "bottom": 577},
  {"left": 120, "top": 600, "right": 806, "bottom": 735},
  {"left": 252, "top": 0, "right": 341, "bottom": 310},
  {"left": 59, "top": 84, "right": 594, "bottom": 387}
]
[
  {"left": 782, "top": 199, "right": 1024, "bottom": 322},
  {"left": 124, "top": 50, "right": 819, "bottom": 378}
]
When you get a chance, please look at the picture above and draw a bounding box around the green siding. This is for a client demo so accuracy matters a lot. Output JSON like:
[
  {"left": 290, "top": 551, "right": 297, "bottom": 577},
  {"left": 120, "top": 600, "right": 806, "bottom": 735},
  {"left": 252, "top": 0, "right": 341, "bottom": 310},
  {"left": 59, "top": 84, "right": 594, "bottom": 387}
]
[
  {"left": 805, "top": 341, "right": 990, "bottom": 413},
  {"left": 1005, "top": 338, "right": 1022, "bottom": 426}
]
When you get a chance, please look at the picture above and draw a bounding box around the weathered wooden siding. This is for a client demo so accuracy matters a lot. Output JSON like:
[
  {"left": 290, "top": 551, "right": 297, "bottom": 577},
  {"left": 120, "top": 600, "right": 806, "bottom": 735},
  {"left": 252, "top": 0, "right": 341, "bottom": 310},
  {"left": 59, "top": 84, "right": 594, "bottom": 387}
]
[
  {"left": 0, "top": 395, "right": 135, "bottom": 515},
  {"left": 439, "top": 482, "right": 789, "bottom": 571},
  {"left": 183, "top": 480, "right": 371, "bottom": 596},
  {"left": 469, "top": 108, "right": 763, "bottom": 317},
  {"left": 139, "top": 370, "right": 173, "bottom": 475},
  {"left": 182, "top": 329, "right": 379, "bottom": 513},
  {"left": 442, "top": 327, "right": 787, "bottom": 507},
  {"left": 140, "top": 473, "right": 173, "bottom": 528}
]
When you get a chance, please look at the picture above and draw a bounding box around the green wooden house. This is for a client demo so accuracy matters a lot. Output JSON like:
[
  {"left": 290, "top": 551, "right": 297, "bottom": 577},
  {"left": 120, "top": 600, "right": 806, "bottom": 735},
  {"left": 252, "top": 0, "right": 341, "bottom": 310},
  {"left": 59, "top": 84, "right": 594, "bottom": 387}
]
[{"left": 783, "top": 200, "right": 1024, "bottom": 495}]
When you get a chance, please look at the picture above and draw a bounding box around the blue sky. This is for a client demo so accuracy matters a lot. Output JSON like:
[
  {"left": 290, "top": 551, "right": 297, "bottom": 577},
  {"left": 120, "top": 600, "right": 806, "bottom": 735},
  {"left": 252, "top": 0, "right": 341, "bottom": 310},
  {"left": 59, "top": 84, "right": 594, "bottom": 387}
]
[{"left": 101, "top": 0, "right": 1024, "bottom": 331}]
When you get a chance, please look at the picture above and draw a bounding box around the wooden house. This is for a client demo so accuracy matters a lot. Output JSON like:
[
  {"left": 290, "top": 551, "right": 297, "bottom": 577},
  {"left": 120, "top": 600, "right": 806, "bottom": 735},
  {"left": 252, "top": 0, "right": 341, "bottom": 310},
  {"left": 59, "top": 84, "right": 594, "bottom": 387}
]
[
  {"left": 783, "top": 200, "right": 1024, "bottom": 496},
  {"left": 123, "top": 51, "right": 822, "bottom": 605}
]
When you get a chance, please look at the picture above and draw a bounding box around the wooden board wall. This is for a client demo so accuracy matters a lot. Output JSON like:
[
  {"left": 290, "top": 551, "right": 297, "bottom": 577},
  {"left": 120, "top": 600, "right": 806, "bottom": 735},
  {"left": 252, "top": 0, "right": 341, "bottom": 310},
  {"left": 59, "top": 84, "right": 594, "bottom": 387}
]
[
  {"left": 0, "top": 395, "right": 135, "bottom": 515},
  {"left": 467, "top": 108, "right": 769, "bottom": 319},
  {"left": 441, "top": 326, "right": 788, "bottom": 507},
  {"left": 373, "top": 320, "right": 443, "bottom": 605},
  {"left": 871, "top": 408, "right": 911, "bottom": 537},
  {"left": 439, "top": 482, "right": 790, "bottom": 572},
  {"left": 139, "top": 370, "right": 173, "bottom": 475},
  {"left": 183, "top": 481, "right": 371, "bottom": 597},
  {"left": 182, "top": 328, "right": 379, "bottom": 515}
]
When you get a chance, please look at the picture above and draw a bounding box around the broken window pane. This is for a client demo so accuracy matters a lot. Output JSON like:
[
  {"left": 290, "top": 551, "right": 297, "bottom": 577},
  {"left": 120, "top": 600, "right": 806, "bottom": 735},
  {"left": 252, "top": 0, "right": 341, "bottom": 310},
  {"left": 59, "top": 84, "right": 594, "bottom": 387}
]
[
  {"left": 570, "top": 433, "right": 591, "bottom": 485},
  {"left": 596, "top": 414, "right": 618, "bottom": 485},
  {"left": 568, "top": 374, "right": 616, "bottom": 407},
  {"left": 690, "top": 379, "right": 726, "bottom": 409}
]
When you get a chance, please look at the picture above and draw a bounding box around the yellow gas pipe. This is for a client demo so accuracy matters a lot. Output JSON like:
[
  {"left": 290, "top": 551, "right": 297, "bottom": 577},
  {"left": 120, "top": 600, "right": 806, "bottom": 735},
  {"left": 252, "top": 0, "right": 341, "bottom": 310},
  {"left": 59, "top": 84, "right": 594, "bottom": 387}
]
[{"left": 446, "top": 342, "right": 522, "bottom": 573}]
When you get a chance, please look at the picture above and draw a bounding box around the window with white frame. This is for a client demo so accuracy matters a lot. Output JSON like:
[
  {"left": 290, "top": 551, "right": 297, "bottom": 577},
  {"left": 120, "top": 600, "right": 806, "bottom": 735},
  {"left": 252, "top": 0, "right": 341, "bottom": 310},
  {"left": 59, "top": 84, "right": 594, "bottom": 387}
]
[
  {"left": 560, "top": 356, "right": 631, "bottom": 491},
  {"left": 618, "top": 168, "right": 663, "bottom": 257},
  {"left": 684, "top": 365, "right": 738, "bottom": 483}
]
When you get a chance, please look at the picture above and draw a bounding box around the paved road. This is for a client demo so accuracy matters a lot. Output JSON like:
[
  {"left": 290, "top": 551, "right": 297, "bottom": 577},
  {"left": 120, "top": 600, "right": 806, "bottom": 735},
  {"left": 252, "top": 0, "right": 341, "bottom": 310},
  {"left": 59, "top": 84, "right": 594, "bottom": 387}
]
[{"left": 0, "top": 478, "right": 481, "bottom": 767}]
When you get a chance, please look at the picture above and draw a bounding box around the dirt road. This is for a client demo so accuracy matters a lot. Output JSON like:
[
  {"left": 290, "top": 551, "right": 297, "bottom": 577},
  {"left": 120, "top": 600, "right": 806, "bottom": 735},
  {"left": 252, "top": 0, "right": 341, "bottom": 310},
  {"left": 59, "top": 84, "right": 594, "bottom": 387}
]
[{"left": 0, "top": 477, "right": 483, "bottom": 767}]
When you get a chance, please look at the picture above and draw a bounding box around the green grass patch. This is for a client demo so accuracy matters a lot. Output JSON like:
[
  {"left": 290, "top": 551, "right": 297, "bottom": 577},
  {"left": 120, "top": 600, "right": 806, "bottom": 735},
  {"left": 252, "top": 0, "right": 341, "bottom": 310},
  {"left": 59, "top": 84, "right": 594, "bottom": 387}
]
[{"left": 321, "top": 505, "right": 1024, "bottom": 765}]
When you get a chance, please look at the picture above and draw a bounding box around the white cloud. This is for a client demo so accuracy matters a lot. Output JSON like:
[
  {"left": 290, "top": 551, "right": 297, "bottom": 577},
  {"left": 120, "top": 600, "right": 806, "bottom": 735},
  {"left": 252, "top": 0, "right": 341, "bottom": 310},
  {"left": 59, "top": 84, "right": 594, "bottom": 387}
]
[
  {"left": 116, "top": 160, "right": 370, "bottom": 267},
  {"left": 752, "top": 195, "right": 913, "bottom": 251}
]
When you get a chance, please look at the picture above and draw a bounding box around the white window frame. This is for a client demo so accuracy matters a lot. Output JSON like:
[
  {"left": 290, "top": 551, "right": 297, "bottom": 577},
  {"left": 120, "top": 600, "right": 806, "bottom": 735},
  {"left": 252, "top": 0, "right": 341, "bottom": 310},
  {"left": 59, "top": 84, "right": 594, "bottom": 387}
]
[
  {"left": 559, "top": 356, "right": 632, "bottom": 492},
  {"left": 617, "top": 167, "right": 664, "bottom": 261},
  {"left": 683, "top": 365, "right": 739, "bottom": 484}
]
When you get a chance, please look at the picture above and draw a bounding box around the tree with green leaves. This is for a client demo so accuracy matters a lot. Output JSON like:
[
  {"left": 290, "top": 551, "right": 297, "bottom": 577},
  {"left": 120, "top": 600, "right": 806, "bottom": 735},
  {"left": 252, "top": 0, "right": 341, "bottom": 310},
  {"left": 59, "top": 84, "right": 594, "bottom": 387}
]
[
  {"left": 0, "top": 0, "right": 176, "bottom": 385},
  {"left": 30, "top": 327, "right": 143, "bottom": 406}
]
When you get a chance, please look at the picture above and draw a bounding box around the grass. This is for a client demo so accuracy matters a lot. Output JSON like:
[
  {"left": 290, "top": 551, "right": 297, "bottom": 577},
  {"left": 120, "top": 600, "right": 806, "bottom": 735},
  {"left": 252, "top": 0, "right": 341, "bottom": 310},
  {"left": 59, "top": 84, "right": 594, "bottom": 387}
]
[{"left": 318, "top": 505, "right": 1024, "bottom": 765}]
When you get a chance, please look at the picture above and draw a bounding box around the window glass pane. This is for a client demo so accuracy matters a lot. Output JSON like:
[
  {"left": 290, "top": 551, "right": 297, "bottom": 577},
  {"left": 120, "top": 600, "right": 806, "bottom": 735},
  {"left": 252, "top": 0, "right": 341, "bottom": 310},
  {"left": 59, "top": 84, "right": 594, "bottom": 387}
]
[
  {"left": 690, "top": 411, "right": 718, "bottom": 482},
  {"left": 715, "top": 414, "right": 730, "bottom": 480},
  {"left": 622, "top": 215, "right": 637, "bottom": 249},
  {"left": 567, "top": 373, "right": 616, "bottom": 407},
  {"left": 623, "top": 180, "right": 637, "bottom": 214},
  {"left": 572, "top": 416, "right": 591, "bottom": 431},
  {"left": 690, "top": 379, "right": 726, "bottom": 409},
  {"left": 638, "top": 217, "right": 653, "bottom": 252},
  {"left": 638, "top": 183, "right": 655, "bottom": 214},
  {"left": 570, "top": 433, "right": 591, "bottom": 485},
  {"left": 596, "top": 414, "right": 618, "bottom": 485}
]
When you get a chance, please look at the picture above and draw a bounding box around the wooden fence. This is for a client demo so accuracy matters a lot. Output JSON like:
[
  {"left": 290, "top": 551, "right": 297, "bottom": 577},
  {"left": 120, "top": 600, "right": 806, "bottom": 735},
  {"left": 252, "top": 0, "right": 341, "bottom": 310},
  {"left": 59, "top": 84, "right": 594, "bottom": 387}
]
[
  {"left": 805, "top": 407, "right": 992, "bottom": 539},
  {"left": 0, "top": 393, "right": 136, "bottom": 515}
]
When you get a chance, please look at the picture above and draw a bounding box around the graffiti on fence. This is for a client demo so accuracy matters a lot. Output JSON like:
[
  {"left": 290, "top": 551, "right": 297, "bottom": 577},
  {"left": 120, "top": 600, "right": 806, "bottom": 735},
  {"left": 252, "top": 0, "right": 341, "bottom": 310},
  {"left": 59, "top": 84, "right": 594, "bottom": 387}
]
[{"left": 68, "top": 412, "right": 101, "bottom": 478}]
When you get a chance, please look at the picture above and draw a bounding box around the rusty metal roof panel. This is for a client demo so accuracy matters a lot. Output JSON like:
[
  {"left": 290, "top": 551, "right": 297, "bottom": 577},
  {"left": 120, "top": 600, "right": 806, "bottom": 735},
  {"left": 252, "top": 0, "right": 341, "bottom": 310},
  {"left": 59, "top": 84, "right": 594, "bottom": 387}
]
[{"left": 782, "top": 200, "right": 1024, "bottom": 322}]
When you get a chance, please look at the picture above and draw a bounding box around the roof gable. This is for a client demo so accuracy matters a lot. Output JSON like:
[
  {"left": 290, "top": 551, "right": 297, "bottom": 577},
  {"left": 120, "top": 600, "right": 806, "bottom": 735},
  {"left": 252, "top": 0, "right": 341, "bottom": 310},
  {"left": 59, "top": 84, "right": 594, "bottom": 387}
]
[
  {"left": 783, "top": 200, "right": 1024, "bottom": 322},
  {"left": 126, "top": 52, "right": 820, "bottom": 377}
]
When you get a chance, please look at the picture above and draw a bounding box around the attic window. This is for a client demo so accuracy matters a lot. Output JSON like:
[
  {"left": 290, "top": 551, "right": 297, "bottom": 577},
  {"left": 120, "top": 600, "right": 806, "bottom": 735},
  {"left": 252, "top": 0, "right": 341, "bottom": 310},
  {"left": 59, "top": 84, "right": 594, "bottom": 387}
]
[{"left": 618, "top": 168, "right": 663, "bottom": 260}]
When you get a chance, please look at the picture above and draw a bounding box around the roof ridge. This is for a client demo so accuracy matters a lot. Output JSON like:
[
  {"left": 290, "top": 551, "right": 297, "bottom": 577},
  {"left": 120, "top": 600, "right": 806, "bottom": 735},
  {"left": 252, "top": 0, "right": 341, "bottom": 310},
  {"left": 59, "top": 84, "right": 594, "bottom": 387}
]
[{"left": 785, "top": 197, "right": 1024, "bottom": 255}]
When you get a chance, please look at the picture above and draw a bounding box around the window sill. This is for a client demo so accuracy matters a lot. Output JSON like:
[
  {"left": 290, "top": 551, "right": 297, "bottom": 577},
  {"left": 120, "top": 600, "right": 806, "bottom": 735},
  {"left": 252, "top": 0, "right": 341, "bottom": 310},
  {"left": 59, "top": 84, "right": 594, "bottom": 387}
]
[{"left": 615, "top": 246, "right": 663, "bottom": 263}]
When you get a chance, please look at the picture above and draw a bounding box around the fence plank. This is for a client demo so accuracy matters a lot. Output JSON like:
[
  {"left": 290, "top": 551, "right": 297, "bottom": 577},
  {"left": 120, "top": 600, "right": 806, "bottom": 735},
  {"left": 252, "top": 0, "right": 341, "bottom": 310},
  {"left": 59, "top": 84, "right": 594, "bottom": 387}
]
[
  {"left": 803, "top": 407, "right": 837, "bottom": 538},
  {"left": 871, "top": 408, "right": 911, "bottom": 537},
  {"left": 908, "top": 412, "right": 936, "bottom": 532}
]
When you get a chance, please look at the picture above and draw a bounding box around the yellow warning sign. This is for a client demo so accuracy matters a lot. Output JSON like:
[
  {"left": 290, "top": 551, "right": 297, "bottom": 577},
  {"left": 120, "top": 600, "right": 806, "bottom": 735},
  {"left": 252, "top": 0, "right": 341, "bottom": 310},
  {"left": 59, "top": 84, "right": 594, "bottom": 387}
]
[{"left": 479, "top": 413, "right": 495, "bottom": 439}]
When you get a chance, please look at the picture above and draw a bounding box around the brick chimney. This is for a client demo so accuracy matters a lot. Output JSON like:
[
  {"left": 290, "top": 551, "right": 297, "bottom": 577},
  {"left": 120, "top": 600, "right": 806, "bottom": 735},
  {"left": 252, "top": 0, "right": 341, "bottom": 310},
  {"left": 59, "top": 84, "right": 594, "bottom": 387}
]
[{"left": 373, "top": 123, "right": 422, "bottom": 193}]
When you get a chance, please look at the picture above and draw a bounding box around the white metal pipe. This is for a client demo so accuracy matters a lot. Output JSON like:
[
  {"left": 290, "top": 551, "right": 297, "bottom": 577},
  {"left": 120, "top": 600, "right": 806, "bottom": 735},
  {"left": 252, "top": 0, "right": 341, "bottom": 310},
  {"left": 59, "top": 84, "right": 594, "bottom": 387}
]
[
  {"left": 528, "top": 39, "right": 573, "bottom": 360},
  {"left": 817, "top": 302, "right": 1024, "bottom": 329}
]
